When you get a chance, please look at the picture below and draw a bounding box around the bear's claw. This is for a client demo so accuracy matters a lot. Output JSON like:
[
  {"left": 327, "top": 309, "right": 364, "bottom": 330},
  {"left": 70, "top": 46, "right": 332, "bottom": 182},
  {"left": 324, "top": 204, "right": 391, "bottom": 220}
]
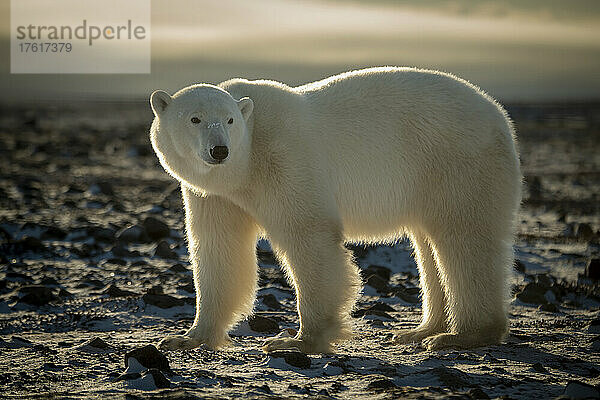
[
  {"left": 158, "top": 334, "right": 203, "bottom": 351},
  {"left": 393, "top": 327, "right": 446, "bottom": 345},
  {"left": 262, "top": 337, "right": 304, "bottom": 353}
]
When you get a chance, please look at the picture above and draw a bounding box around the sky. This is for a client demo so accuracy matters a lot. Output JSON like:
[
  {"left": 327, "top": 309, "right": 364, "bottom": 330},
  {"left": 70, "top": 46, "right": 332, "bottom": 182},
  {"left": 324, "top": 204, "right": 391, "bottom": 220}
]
[{"left": 0, "top": 0, "right": 599, "bottom": 102}]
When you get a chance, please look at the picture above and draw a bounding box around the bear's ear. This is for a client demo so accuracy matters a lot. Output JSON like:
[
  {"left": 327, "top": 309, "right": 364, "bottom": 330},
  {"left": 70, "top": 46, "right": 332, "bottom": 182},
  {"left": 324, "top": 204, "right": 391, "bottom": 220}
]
[
  {"left": 237, "top": 97, "right": 254, "bottom": 122},
  {"left": 150, "top": 90, "right": 172, "bottom": 117}
]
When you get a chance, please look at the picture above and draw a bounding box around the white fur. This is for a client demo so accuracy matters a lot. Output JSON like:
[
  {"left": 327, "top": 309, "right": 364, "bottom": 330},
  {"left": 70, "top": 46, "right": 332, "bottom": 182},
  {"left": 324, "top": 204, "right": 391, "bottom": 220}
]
[{"left": 149, "top": 67, "right": 522, "bottom": 353}]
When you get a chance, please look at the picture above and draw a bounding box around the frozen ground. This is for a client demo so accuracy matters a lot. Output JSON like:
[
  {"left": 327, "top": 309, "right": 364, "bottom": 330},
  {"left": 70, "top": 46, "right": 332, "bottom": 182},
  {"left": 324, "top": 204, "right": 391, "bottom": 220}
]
[{"left": 0, "top": 101, "right": 599, "bottom": 399}]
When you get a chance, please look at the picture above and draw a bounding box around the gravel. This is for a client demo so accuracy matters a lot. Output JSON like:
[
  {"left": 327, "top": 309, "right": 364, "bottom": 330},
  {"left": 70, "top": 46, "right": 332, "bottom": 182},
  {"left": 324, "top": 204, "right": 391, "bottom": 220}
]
[{"left": 0, "top": 102, "right": 599, "bottom": 399}]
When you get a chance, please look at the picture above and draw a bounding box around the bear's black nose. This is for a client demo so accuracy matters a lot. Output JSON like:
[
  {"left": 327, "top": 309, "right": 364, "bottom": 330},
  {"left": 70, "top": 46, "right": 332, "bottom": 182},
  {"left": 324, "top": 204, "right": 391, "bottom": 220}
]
[{"left": 209, "top": 146, "right": 229, "bottom": 161}]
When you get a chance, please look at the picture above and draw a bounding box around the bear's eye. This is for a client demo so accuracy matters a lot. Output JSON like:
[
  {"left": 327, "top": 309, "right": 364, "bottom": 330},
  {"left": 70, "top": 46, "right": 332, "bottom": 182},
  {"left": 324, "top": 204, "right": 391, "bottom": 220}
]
[
  {"left": 227, "top": 118, "right": 234, "bottom": 124},
  {"left": 191, "top": 117, "right": 201, "bottom": 124}
]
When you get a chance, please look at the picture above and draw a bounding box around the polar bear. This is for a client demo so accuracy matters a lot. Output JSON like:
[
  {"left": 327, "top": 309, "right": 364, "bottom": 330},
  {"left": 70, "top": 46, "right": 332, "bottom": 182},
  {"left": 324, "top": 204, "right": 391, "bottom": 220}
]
[{"left": 149, "top": 67, "right": 521, "bottom": 353}]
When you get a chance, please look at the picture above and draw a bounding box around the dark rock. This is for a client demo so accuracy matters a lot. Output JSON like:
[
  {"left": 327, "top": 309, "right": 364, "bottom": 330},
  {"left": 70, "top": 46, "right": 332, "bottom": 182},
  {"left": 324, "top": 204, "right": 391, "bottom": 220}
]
[
  {"left": 88, "top": 226, "right": 116, "bottom": 242},
  {"left": 179, "top": 283, "right": 195, "bottom": 293},
  {"left": 17, "top": 285, "right": 59, "bottom": 306},
  {"left": 528, "top": 176, "right": 542, "bottom": 199},
  {"left": 183, "top": 298, "right": 195, "bottom": 306},
  {"left": 12, "top": 336, "right": 33, "bottom": 345},
  {"left": 531, "top": 362, "right": 548, "bottom": 373},
  {"left": 430, "top": 366, "right": 471, "bottom": 389},
  {"left": 576, "top": 223, "right": 595, "bottom": 240},
  {"left": 249, "top": 384, "right": 271, "bottom": 394},
  {"left": 5, "top": 271, "right": 33, "bottom": 282},
  {"left": 95, "top": 181, "right": 114, "bottom": 196},
  {"left": 259, "top": 294, "right": 282, "bottom": 310},
  {"left": 82, "top": 278, "right": 105, "bottom": 287},
  {"left": 538, "top": 303, "right": 559, "bottom": 313},
  {"left": 330, "top": 381, "right": 346, "bottom": 393},
  {"left": 392, "top": 286, "right": 420, "bottom": 303},
  {"left": 106, "top": 258, "right": 127, "bottom": 266},
  {"left": 585, "top": 259, "right": 600, "bottom": 280},
  {"left": 142, "top": 217, "right": 170, "bottom": 240},
  {"left": 58, "top": 288, "right": 73, "bottom": 298},
  {"left": 515, "top": 282, "right": 548, "bottom": 304},
  {"left": 406, "top": 286, "right": 421, "bottom": 296},
  {"left": 147, "top": 285, "right": 164, "bottom": 295},
  {"left": 41, "top": 226, "right": 67, "bottom": 240},
  {"left": 110, "top": 244, "right": 136, "bottom": 258},
  {"left": 467, "top": 387, "right": 490, "bottom": 399},
  {"left": 317, "top": 388, "right": 330, "bottom": 396},
  {"left": 538, "top": 303, "right": 560, "bottom": 313},
  {"left": 113, "top": 372, "right": 141, "bottom": 382},
  {"left": 534, "top": 274, "right": 554, "bottom": 288},
  {"left": 269, "top": 350, "right": 311, "bottom": 369},
  {"left": 125, "top": 345, "right": 171, "bottom": 372},
  {"left": 353, "top": 302, "right": 395, "bottom": 317},
  {"left": 143, "top": 293, "right": 185, "bottom": 308},
  {"left": 22, "top": 114, "right": 40, "bottom": 129},
  {"left": 40, "top": 277, "right": 59, "bottom": 286},
  {"left": 563, "top": 380, "right": 600, "bottom": 399},
  {"left": 0, "top": 226, "right": 12, "bottom": 243},
  {"left": 362, "top": 265, "right": 391, "bottom": 282},
  {"left": 73, "top": 242, "right": 98, "bottom": 258},
  {"left": 83, "top": 200, "right": 101, "bottom": 212},
  {"left": 116, "top": 224, "right": 148, "bottom": 244},
  {"left": 587, "top": 366, "right": 600, "bottom": 376},
  {"left": 42, "top": 362, "right": 65, "bottom": 371},
  {"left": 365, "top": 274, "right": 389, "bottom": 292},
  {"left": 103, "top": 284, "right": 137, "bottom": 298},
  {"left": 248, "top": 315, "right": 279, "bottom": 333},
  {"left": 368, "top": 301, "right": 395, "bottom": 312},
  {"left": 33, "top": 344, "right": 58, "bottom": 354},
  {"left": 588, "top": 319, "right": 600, "bottom": 334},
  {"left": 365, "top": 309, "right": 394, "bottom": 319},
  {"left": 87, "top": 337, "right": 109, "bottom": 349},
  {"left": 169, "top": 263, "right": 188, "bottom": 273},
  {"left": 154, "top": 240, "right": 177, "bottom": 259},
  {"left": 288, "top": 383, "right": 310, "bottom": 395},
  {"left": 558, "top": 211, "right": 567, "bottom": 223},
  {"left": 143, "top": 368, "right": 171, "bottom": 388},
  {"left": 367, "top": 378, "right": 396, "bottom": 391},
  {"left": 514, "top": 259, "right": 526, "bottom": 273},
  {"left": 19, "top": 236, "right": 46, "bottom": 252}
]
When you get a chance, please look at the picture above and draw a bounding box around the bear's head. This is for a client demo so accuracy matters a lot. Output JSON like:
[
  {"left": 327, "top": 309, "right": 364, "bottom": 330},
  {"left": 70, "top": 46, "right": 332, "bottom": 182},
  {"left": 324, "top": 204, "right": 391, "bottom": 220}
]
[{"left": 149, "top": 84, "right": 253, "bottom": 192}]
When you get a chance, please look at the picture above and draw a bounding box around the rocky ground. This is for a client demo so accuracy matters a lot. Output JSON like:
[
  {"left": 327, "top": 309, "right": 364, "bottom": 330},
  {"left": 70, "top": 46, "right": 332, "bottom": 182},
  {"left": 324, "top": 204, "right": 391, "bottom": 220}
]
[{"left": 0, "top": 101, "right": 599, "bottom": 399}]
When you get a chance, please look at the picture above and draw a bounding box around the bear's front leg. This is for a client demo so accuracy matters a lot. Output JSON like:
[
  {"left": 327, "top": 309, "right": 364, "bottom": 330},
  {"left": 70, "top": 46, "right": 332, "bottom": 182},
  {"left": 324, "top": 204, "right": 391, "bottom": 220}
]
[
  {"left": 264, "top": 225, "right": 362, "bottom": 353},
  {"left": 158, "top": 187, "right": 259, "bottom": 351}
]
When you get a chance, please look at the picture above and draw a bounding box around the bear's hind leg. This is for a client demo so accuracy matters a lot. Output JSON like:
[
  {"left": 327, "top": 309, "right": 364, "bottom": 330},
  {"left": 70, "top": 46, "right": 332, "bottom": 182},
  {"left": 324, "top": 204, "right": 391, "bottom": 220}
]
[
  {"left": 394, "top": 232, "right": 448, "bottom": 344},
  {"left": 422, "top": 230, "right": 510, "bottom": 350},
  {"left": 263, "top": 226, "right": 361, "bottom": 353}
]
